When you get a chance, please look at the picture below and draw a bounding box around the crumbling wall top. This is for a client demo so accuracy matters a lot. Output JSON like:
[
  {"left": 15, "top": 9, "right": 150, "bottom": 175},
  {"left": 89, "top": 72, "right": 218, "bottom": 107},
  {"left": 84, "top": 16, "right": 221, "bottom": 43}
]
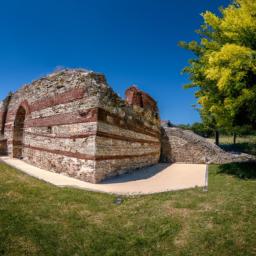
[{"left": 125, "top": 85, "right": 158, "bottom": 113}]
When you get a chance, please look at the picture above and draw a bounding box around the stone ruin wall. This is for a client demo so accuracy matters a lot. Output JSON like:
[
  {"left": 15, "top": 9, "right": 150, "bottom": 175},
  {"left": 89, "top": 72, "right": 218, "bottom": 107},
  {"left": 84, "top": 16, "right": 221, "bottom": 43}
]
[
  {"left": 94, "top": 85, "right": 160, "bottom": 181},
  {"left": 0, "top": 101, "right": 6, "bottom": 135},
  {"left": 0, "top": 98, "right": 9, "bottom": 155},
  {"left": 1, "top": 68, "right": 254, "bottom": 183},
  {"left": 0, "top": 69, "right": 161, "bottom": 183},
  {"left": 3, "top": 70, "right": 100, "bottom": 182}
]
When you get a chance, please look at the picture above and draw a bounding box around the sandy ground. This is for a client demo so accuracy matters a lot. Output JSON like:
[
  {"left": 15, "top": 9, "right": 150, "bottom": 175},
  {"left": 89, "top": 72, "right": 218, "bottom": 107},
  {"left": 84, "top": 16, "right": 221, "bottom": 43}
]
[{"left": 0, "top": 156, "right": 207, "bottom": 195}]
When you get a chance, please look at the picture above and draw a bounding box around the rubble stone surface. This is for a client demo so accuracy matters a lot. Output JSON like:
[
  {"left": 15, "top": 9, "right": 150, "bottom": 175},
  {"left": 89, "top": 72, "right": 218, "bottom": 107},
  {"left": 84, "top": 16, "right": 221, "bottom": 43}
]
[{"left": 161, "top": 127, "right": 256, "bottom": 164}]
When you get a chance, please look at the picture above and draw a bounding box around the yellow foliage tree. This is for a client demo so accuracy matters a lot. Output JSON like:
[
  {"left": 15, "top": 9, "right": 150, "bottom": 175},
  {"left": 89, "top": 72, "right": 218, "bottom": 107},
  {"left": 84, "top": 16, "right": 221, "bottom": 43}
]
[{"left": 180, "top": 0, "right": 256, "bottom": 143}]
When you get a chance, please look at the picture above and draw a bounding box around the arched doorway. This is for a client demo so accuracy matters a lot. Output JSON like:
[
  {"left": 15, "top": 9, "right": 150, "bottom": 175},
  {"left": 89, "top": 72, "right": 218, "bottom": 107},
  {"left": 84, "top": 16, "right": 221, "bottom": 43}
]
[{"left": 13, "top": 106, "right": 26, "bottom": 158}]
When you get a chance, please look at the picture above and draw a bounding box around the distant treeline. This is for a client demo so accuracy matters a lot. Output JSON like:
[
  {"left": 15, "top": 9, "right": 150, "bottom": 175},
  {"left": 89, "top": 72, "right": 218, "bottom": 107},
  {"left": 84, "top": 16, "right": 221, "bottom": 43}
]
[{"left": 175, "top": 123, "right": 256, "bottom": 138}]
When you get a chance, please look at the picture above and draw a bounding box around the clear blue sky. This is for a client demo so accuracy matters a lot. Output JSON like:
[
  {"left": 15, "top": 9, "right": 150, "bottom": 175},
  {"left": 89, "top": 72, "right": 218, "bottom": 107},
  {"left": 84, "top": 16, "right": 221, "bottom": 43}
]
[{"left": 0, "top": 0, "right": 230, "bottom": 124}]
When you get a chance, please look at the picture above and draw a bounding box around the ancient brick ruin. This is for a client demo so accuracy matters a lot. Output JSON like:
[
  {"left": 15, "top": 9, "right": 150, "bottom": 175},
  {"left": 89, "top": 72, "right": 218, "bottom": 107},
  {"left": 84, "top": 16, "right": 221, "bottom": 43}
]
[
  {"left": 1, "top": 69, "right": 254, "bottom": 183},
  {"left": 0, "top": 69, "right": 161, "bottom": 183}
]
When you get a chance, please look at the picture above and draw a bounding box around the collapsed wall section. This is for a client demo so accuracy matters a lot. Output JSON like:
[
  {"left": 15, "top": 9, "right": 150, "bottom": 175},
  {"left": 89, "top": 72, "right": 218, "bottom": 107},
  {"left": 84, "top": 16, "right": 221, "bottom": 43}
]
[{"left": 161, "top": 127, "right": 255, "bottom": 164}]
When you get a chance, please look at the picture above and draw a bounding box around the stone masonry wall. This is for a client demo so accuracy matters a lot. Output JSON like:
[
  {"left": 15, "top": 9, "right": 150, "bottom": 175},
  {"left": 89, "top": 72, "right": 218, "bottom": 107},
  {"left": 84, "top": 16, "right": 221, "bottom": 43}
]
[
  {"left": 93, "top": 81, "right": 160, "bottom": 182},
  {"left": 0, "top": 137, "right": 7, "bottom": 155},
  {"left": 0, "top": 100, "right": 7, "bottom": 155},
  {"left": 0, "top": 101, "right": 5, "bottom": 134},
  {"left": 3, "top": 70, "right": 102, "bottom": 182},
  {"left": 1, "top": 69, "right": 161, "bottom": 183},
  {"left": 0, "top": 95, "right": 11, "bottom": 135}
]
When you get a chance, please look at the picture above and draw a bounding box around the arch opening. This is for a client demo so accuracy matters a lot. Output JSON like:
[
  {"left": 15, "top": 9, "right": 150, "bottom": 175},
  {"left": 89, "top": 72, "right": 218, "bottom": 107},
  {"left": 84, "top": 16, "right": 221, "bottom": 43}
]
[{"left": 13, "top": 106, "right": 26, "bottom": 158}]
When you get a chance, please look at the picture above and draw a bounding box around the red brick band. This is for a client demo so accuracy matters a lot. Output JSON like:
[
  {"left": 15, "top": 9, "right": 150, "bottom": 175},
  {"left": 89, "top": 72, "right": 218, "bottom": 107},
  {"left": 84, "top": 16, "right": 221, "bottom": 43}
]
[
  {"left": 12, "top": 140, "right": 22, "bottom": 146},
  {"left": 30, "top": 88, "right": 86, "bottom": 112},
  {"left": 5, "top": 88, "right": 86, "bottom": 124},
  {"left": 98, "top": 108, "right": 160, "bottom": 138},
  {"left": 23, "top": 130, "right": 160, "bottom": 144},
  {"left": 97, "top": 131, "right": 160, "bottom": 144},
  {"left": 25, "top": 108, "right": 98, "bottom": 127},
  {"left": 24, "top": 131, "right": 97, "bottom": 139},
  {"left": 24, "top": 144, "right": 159, "bottom": 161},
  {"left": 24, "top": 106, "right": 159, "bottom": 138}
]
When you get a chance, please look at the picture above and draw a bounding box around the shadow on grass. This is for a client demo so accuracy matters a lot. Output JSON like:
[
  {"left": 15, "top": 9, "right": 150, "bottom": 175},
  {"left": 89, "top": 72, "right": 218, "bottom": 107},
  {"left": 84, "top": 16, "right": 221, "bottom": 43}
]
[
  {"left": 218, "top": 162, "right": 256, "bottom": 179},
  {"left": 220, "top": 142, "right": 256, "bottom": 156}
]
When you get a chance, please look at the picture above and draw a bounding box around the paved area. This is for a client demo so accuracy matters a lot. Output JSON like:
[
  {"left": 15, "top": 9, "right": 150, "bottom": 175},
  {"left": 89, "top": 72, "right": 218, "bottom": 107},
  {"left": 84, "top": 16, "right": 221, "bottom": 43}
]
[{"left": 0, "top": 156, "right": 207, "bottom": 195}]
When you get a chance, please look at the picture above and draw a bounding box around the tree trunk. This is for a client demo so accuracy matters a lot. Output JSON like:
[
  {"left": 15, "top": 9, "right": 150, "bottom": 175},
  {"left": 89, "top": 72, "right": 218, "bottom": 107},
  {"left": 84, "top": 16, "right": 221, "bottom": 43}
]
[
  {"left": 215, "top": 130, "right": 219, "bottom": 146},
  {"left": 233, "top": 132, "right": 237, "bottom": 145}
]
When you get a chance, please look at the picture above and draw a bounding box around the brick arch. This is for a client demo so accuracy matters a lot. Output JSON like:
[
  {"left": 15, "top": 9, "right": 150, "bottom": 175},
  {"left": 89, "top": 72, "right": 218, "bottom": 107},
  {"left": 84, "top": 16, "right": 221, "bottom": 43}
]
[
  {"left": 18, "top": 100, "right": 31, "bottom": 115},
  {"left": 13, "top": 101, "right": 30, "bottom": 158}
]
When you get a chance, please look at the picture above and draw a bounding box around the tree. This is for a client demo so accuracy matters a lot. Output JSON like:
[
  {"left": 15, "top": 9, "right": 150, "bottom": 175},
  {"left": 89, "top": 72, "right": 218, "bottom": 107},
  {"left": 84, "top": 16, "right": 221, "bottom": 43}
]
[{"left": 179, "top": 0, "right": 256, "bottom": 145}]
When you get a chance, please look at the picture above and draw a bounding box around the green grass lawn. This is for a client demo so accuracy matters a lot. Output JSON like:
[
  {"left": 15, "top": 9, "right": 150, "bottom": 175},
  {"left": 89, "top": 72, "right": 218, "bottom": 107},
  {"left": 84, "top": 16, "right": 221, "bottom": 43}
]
[{"left": 0, "top": 162, "right": 256, "bottom": 256}]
